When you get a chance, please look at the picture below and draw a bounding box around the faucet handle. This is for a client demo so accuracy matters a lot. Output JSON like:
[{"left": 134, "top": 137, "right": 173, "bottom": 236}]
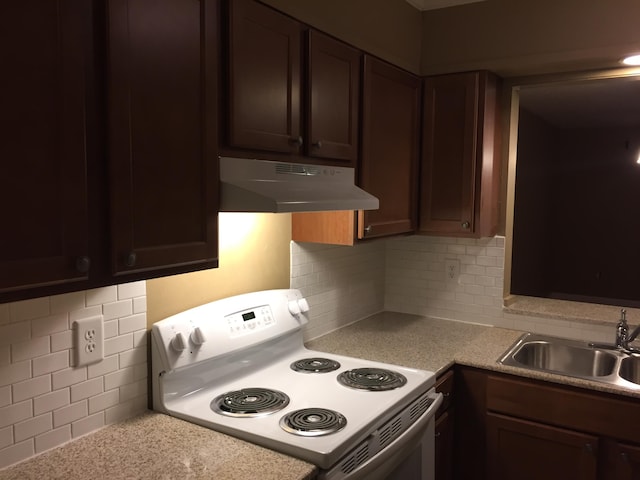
[{"left": 620, "top": 308, "right": 627, "bottom": 324}]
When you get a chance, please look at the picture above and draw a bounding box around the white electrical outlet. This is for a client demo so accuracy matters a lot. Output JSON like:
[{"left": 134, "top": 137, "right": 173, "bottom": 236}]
[
  {"left": 444, "top": 258, "right": 460, "bottom": 283},
  {"left": 74, "top": 315, "right": 104, "bottom": 367}
]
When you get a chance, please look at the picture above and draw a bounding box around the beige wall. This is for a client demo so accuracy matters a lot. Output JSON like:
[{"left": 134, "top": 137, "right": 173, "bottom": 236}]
[
  {"left": 420, "top": 0, "right": 640, "bottom": 76},
  {"left": 261, "top": 0, "right": 423, "bottom": 74},
  {"left": 146, "top": 213, "right": 291, "bottom": 327}
]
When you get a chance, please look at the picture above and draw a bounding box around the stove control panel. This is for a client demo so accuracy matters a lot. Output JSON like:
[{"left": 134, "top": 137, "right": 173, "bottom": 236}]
[
  {"left": 226, "top": 305, "right": 275, "bottom": 338},
  {"left": 152, "top": 289, "right": 309, "bottom": 371}
]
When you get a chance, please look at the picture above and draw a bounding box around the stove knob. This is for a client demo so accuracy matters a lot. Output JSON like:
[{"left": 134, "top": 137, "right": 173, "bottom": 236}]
[
  {"left": 288, "top": 300, "right": 301, "bottom": 316},
  {"left": 297, "top": 298, "right": 310, "bottom": 314},
  {"left": 190, "top": 327, "right": 206, "bottom": 346},
  {"left": 170, "top": 332, "right": 187, "bottom": 352}
]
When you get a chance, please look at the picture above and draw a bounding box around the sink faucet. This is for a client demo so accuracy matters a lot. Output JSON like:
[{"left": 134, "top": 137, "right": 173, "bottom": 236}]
[{"left": 615, "top": 308, "right": 640, "bottom": 351}]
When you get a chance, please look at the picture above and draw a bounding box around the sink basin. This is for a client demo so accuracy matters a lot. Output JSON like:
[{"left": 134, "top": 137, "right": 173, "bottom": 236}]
[
  {"left": 499, "top": 333, "right": 640, "bottom": 390},
  {"left": 511, "top": 341, "right": 617, "bottom": 377},
  {"left": 619, "top": 356, "right": 640, "bottom": 385},
  {"left": 503, "top": 337, "right": 617, "bottom": 377}
]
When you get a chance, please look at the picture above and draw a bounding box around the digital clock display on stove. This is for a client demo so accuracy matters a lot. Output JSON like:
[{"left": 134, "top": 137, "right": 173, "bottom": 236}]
[{"left": 242, "top": 311, "right": 256, "bottom": 322}]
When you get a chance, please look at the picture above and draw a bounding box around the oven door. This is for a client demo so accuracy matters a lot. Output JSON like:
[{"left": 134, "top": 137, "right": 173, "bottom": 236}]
[{"left": 320, "top": 388, "right": 443, "bottom": 480}]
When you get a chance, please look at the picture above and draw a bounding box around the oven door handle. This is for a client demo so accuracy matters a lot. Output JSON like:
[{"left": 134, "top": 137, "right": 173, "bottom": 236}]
[{"left": 337, "top": 390, "right": 443, "bottom": 480}]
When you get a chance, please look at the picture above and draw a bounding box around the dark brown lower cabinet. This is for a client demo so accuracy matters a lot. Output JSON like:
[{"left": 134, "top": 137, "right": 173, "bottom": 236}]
[
  {"left": 454, "top": 366, "right": 640, "bottom": 480},
  {"left": 487, "top": 412, "right": 598, "bottom": 480},
  {"left": 435, "top": 408, "right": 454, "bottom": 480}
]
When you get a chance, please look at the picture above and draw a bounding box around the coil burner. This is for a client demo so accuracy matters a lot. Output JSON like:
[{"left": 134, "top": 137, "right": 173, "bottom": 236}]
[
  {"left": 337, "top": 368, "right": 407, "bottom": 391},
  {"left": 211, "top": 388, "right": 289, "bottom": 417},
  {"left": 280, "top": 408, "right": 347, "bottom": 436},
  {"left": 290, "top": 357, "right": 341, "bottom": 373}
]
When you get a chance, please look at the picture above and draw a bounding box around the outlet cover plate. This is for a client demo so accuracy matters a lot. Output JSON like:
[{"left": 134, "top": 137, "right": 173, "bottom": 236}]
[{"left": 73, "top": 315, "right": 104, "bottom": 367}]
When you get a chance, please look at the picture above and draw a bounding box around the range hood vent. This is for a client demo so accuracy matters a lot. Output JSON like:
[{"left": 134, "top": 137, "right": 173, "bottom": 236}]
[{"left": 219, "top": 157, "right": 379, "bottom": 213}]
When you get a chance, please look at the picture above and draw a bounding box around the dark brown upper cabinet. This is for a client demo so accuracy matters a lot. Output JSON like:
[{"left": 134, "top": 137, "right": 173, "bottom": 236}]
[
  {"left": 292, "top": 56, "right": 420, "bottom": 245},
  {"left": 358, "top": 56, "right": 421, "bottom": 239},
  {"left": 307, "top": 30, "right": 360, "bottom": 165},
  {"left": 226, "top": 0, "right": 360, "bottom": 167},
  {"left": 419, "top": 71, "right": 501, "bottom": 238},
  {"left": 1, "top": 0, "right": 219, "bottom": 303},
  {"left": 0, "top": 0, "right": 93, "bottom": 295},
  {"left": 107, "top": 0, "right": 219, "bottom": 277},
  {"left": 226, "top": 0, "right": 302, "bottom": 155}
]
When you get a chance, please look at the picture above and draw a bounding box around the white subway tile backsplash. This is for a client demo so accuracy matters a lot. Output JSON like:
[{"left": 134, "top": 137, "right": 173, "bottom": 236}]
[
  {"left": 51, "top": 368, "right": 87, "bottom": 390},
  {"left": 86, "top": 286, "right": 118, "bottom": 307},
  {"left": 31, "top": 314, "right": 68, "bottom": 338},
  {"left": 33, "top": 389, "right": 70, "bottom": 416},
  {"left": 11, "top": 337, "right": 50, "bottom": 363},
  {"left": 70, "top": 378, "right": 103, "bottom": 403},
  {"left": 34, "top": 425, "right": 70, "bottom": 454},
  {"left": 0, "top": 427, "right": 12, "bottom": 450},
  {"left": 50, "top": 330, "right": 72, "bottom": 353},
  {"left": 103, "top": 300, "right": 133, "bottom": 321},
  {"left": 71, "top": 412, "right": 104, "bottom": 439},
  {"left": 12, "top": 376, "right": 50, "bottom": 403},
  {"left": 32, "top": 351, "right": 68, "bottom": 377},
  {"left": 0, "top": 281, "right": 147, "bottom": 469},
  {"left": 118, "top": 314, "right": 146, "bottom": 335},
  {"left": 104, "top": 333, "right": 133, "bottom": 357},
  {"left": 0, "top": 324, "right": 30, "bottom": 348},
  {"left": 50, "top": 292, "right": 85, "bottom": 315},
  {"left": 88, "top": 390, "right": 119, "bottom": 415},
  {"left": 118, "top": 282, "right": 146, "bottom": 300},
  {"left": 0, "top": 401, "right": 32, "bottom": 429},
  {"left": 14, "top": 414, "right": 51, "bottom": 443},
  {"left": 53, "top": 400, "right": 88, "bottom": 429},
  {"left": 0, "top": 387, "right": 10, "bottom": 408},
  {"left": 87, "top": 355, "right": 119, "bottom": 379},
  {"left": 11, "top": 298, "right": 49, "bottom": 323}
]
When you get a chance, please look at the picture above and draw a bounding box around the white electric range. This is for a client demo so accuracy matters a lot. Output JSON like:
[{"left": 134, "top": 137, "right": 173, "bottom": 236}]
[{"left": 151, "top": 289, "right": 441, "bottom": 480}]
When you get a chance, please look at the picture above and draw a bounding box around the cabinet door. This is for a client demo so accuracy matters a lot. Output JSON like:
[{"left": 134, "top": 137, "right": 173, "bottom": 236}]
[
  {"left": 227, "top": 0, "right": 302, "bottom": 154},
  {"left": 307, "top": 31, "right": 360, "bottom": 165},
  {"left": 359, "top": 56, "right": 420, "bottom": 239},
  {"left": 615, "top": 442, "right": 640, "bottom": 480},
  {"left": 108, "top": 0, "right": 219, "bottom": 276},
  {"left": 0, "top": 0, "right": 92, "bottom": 294},
  {"left": 487, "top": 412, "right": 598, "bottom": 480},
  {"left": 420, "top": 71, "right": 499, "bottom": 238},
  {"left": 435, "top": 409, "right": 454, "bottom": 480}
]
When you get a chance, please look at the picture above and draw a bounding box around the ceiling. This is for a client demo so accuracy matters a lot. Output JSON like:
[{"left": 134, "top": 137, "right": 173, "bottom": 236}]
[{"left": 518, "top": 75, "right": 640, "bottom": 129}]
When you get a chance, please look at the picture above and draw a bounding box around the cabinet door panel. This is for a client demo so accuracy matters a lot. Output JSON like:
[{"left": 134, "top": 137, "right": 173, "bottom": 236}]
[
  {"left": 0, "top": 0, "right": 91, "bottom": 293},
  {"left": 420, "top": 73, "right": 477, "bottom": 234},
  {"left": 616, "top": 442, "right": 640, "bottom": 480},
  {"left": 227, "top": 0, "right": 301, "bottom": 153},
  {"left": 359, "top": 57, "right": 420, "bottom": 238},
  {"left": 108, "top": 0, "right": 218, "bottom": 275},
  {"left": 307, "top": 31, "right": 360, "bottom": 165},
  {"left": 487, "top": 412, "right": 598, "bottom": 480}
]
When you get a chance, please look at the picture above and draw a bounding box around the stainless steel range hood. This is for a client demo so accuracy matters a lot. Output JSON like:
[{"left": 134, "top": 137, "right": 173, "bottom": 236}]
[{"left": 219, "top": 157, "right": 379, "bottom": 213}]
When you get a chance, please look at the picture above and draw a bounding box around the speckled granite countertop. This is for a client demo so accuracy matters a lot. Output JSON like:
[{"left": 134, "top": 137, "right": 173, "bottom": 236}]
[
  {"left": 306, "top": 311, "right": 640, "bottom": 400},
  {"left": 0, "top": 412, "right": 317, "bottom": 480},
  {"left": 4, "top": 310, "right": 639, "bottom": 479}
]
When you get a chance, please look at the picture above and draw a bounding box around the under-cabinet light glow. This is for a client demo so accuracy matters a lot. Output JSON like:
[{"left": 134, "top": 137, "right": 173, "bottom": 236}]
[{"left": 622, "top": 54, "right": 640, "bottom": 66}]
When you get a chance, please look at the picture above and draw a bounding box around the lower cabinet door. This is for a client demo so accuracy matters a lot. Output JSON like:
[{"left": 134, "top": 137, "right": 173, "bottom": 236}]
[
  {"left": 487, "top": 412, "right": 598, "bottom": 480},
  {"left": 615, "top": 441, "right": 640, "bottom": 480},
  {"left": 435, "top": 409, "right": 454, "bottom": 480}
]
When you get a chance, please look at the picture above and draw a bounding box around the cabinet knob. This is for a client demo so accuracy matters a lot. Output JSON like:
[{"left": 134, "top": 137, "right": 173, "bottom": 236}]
[
  {"left": 75, "top": 256, "right": 91, "bottom": 273},
  {"left": 584, "top": 443, "right": 594, "bottom": 454},
  {"left": 364, "top": 225, "right": 372, "bottom": 234},
  {"left": 621, "top": 452, "right": 629, "bottom": 462},
  {"left": 289, "top": 136, "right": 303, "bottom": 147},
  {"left": 461, "top": 221, "right": 471, "bottom": 229},
  {"left": 124, "top": 251, "right": 137, "bottom": 268},
  {"left": 312, "top": 140, "right": 323, "bottom": 149}
]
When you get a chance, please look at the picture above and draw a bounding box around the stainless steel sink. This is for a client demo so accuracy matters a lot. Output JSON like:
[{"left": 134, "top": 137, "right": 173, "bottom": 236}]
[
  {"left": 619, "top": 356, "right": 640, "bottom": 384},
  {"left": 498, "top": 333, "right": 640, "bottom": 390}
]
